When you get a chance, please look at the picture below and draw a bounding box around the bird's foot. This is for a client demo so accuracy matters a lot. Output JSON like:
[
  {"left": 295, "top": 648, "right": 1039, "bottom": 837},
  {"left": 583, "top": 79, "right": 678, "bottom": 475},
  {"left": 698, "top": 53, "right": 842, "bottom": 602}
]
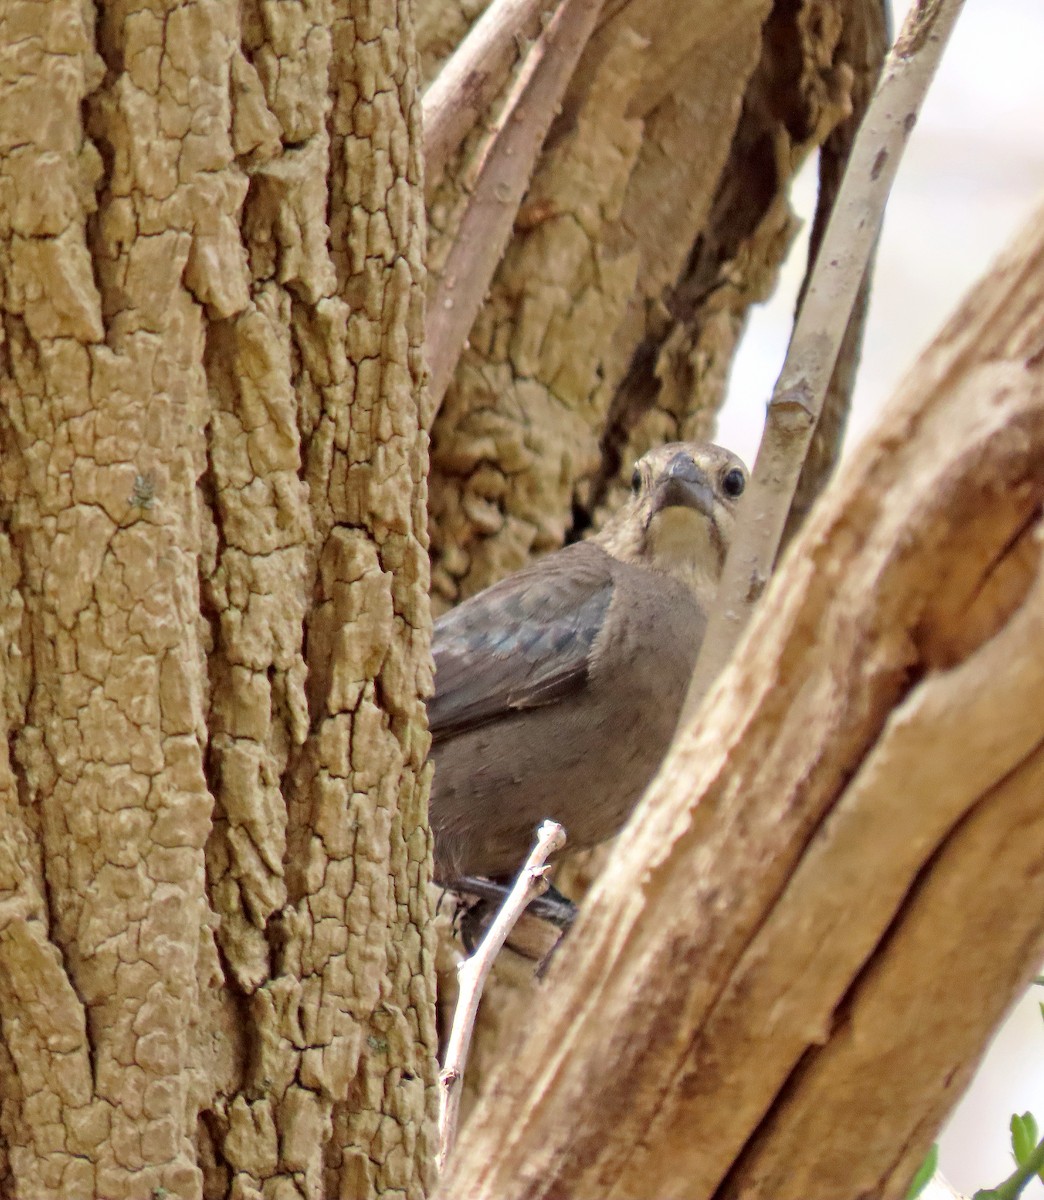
[{"left": 450, "top": 874, "right": 578, "bottom": 929}]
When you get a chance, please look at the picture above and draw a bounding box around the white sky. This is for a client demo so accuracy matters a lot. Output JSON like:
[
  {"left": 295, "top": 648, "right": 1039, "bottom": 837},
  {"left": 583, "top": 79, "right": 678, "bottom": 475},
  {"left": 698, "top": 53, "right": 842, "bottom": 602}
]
[{"left": 719, "top": 1, "right": 1044, "bottom": 1193}]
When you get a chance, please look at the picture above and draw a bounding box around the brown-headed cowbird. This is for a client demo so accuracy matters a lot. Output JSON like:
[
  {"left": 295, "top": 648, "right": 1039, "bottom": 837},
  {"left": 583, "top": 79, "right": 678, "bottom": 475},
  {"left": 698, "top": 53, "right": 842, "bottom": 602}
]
[{"left": 428, "top": 441, "right": 748, "bottom": 887}]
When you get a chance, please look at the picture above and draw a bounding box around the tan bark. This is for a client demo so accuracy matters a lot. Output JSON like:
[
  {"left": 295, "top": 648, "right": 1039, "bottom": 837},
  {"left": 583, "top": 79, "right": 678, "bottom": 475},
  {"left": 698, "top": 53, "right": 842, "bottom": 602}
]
[
  {"left": 436, "top": 202, "right": 1044, "bottom": 1200},
  {"left": 0, "top": 1, "right": 434, "bottom": 1197},
  {"left": 7, "top": 0, "right": 1011, "bottom": 1197}
]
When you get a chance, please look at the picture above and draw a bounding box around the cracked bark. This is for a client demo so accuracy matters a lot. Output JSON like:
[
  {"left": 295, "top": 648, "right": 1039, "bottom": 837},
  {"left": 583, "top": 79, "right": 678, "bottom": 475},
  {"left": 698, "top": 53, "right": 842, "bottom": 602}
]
[{"left": 0, "top": 1, "right": 434, "bottom": 1197}]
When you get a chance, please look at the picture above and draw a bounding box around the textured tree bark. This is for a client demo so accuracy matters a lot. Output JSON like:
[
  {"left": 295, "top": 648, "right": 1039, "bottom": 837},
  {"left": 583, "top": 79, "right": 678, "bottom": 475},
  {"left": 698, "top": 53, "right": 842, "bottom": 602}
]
[
  {"left": 5, "top": 0, "right": 986, "bottom": 1196},
  {"left": 0, "top": 1, "right": 435, "bottom": 1198},
  {"left": 436, "top": 202, "right": 1044, "bottom": 1200}
]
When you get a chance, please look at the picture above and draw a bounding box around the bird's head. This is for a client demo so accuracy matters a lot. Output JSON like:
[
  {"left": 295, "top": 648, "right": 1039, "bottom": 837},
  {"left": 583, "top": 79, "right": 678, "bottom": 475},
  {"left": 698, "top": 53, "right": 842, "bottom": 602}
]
[{"left": 594, "top": 441, "right": 748, "bottom": 598}]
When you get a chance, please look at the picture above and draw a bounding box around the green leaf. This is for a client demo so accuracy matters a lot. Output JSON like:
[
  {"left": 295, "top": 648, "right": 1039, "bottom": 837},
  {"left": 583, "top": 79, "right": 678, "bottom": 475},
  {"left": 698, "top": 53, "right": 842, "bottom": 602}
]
[
  {"left": 1012, "top": 1113, "right": 1039, "bottom": 1166},
  {"left": 907, "top": 1144, "right": 939, "bottom": 1199}
]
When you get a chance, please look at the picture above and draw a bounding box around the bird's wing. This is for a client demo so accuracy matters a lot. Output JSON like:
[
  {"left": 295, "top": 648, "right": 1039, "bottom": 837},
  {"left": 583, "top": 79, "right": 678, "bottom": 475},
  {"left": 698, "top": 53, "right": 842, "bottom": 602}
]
[{"left": 429, "top": 542, "right": 615, "bottom": 741}]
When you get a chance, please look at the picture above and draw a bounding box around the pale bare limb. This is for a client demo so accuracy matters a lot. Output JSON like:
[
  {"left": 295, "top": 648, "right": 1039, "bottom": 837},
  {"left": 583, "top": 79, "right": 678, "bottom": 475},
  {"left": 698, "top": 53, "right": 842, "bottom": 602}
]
[
  {"left": 425, "top": 0, "right": 606, "bottom": 413},
  {"left": 685, "top": 0, "right": 966, "bottom": 713},
  {"left": 423, "top": 0, "right": 561, "bottom": 189},
  {"left": 437, "top": 820, "right": 567, "bottom": 1173},
  {"left": 780, "top": 0, "right": 891, "bottom": 550},
  {"left": 923, "top": 1173, "right": 969, "bottom": 1200}
]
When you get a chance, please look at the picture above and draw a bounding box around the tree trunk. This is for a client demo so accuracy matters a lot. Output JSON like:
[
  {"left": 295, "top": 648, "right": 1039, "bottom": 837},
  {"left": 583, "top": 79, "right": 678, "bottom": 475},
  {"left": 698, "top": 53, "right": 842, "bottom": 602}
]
[
  {"left": 0, "top": 1, "right": 434, "bottom": 1197},
  {"left": 436, "top": 199, "right": 1044, "bottom": 1200}
]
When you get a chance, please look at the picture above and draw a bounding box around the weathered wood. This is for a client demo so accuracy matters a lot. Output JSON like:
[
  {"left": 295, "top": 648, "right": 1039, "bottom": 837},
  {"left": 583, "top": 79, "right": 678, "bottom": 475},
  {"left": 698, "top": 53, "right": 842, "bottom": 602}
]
[{"left": 436, "top": 200, "right": 1044, "bottom": 1200}]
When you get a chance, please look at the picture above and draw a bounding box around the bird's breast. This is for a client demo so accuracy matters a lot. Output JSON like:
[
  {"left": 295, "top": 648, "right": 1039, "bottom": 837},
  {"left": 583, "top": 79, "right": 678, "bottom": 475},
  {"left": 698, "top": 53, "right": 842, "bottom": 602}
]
[{"left": 429, "top": 569, "right": 705, "bottom": 880}]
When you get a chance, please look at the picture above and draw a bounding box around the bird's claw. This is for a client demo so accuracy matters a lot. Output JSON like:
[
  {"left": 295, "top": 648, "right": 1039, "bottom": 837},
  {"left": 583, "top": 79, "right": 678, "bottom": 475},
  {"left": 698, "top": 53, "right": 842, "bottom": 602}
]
[{"left": 448, "top": 874, "right": 578, "bottom": 937}]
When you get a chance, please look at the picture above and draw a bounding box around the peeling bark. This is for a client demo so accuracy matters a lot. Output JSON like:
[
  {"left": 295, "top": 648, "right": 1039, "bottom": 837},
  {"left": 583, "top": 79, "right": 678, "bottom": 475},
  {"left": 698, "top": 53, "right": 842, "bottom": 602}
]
[
  {"left": 0, "top": 1, "right": 434, "bottom": 1197},
  {"left": 436, "top": 201, "right": 1044, "bottom": 1200}
]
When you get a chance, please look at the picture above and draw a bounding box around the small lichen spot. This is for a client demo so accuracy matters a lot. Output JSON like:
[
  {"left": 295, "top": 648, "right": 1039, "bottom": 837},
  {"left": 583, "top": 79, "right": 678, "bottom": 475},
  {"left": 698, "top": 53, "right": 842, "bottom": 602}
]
[{"left": 130, "top": 472, "right": 157, "bottom": 509}]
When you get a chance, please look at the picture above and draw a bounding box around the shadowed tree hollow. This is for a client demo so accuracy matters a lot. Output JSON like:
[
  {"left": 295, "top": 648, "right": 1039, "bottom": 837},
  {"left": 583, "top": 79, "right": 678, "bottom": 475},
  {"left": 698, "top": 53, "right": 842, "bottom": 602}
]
[{"left": 0, "top": 1, "right": 1040, "bottom": 1199}]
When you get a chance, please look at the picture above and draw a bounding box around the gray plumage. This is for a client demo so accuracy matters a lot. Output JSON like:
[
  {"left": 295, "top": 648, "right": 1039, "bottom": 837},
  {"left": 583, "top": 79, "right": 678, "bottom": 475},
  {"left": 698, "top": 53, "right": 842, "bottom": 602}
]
[{"left": 428, "top": 441, "right": 748, "bottom": 883}]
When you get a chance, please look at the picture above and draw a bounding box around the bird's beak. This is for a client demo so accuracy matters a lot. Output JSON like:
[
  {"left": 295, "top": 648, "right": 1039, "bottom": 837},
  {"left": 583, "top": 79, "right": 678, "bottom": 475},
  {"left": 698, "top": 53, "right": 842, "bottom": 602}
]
[{"left": 653, "top": 454, "right": 715, "bottom": 519}]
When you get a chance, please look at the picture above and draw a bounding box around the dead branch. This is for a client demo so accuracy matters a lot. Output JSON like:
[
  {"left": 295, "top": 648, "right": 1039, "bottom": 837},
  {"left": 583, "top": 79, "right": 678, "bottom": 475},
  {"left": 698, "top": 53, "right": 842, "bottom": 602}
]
[
  {"left": 435, "top": 199, "right": 1044, "bottom": 1200},
  {"left": 686, "top": 0, "right": 966, "bottom": 709},
  {"left": 423, "top": 0, "right": 561, "bottom": 189},
  {"left": 425, "top": 0, "right": 605, "bottom": 413},
  {"left": 779, "top": 0, "right": 891, "bottom": 550},
  {"left": 437, "top": 820, "right": 566, "bottom": 1173}
]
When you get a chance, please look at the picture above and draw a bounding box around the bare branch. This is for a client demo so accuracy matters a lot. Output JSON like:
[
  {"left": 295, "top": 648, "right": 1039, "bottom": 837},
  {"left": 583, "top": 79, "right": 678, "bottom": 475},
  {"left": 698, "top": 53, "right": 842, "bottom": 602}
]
[
  {"left": 686, "top": 0, "right": 965, "bottom": 710},
  {"left": 425, "top": 0, "right": 606, "bottom": 413},
  {"left": 437, "top": 820, "right": 567, "bottom": 1173},
  {"left": 780, "top": 0, "right": 891, "bottom": 550},
  {"left": 423, "top": 0, "right": 561, "bottom": 189}
]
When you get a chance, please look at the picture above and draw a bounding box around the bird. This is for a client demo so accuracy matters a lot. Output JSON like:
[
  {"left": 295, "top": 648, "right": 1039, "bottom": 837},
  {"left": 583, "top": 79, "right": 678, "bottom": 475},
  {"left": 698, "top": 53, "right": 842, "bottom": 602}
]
[{"left": 427, "top": 440, "right": 748, "bottom": 895}]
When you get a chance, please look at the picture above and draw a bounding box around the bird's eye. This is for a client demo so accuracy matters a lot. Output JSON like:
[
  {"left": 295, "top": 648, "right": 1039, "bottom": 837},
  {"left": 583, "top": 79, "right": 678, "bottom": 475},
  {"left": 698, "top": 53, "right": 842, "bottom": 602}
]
[
  {"left": 722, "top": 467, "right": 746, "bottom": 498},
  {"left": 630, "top": 468, "right": 641, "bottom": 494}
]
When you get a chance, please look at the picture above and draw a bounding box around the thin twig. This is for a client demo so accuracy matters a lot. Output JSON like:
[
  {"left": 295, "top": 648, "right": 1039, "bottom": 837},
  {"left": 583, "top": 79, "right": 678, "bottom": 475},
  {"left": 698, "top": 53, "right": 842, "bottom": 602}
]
[
  {"left": 425, "top": 0, "right": 605, "bottom": 414},
  {"left": 684, "top": 0, "right": 966, "bottom": 716},
  {"left": 423, "top": 0, "right": 561, "bottom": 189},
  {"left": 779, "top": 0, "right": 891, "bottom": 551},
  {"left": 437, "top": 820, "right": 567, "bottom": 1172}
]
